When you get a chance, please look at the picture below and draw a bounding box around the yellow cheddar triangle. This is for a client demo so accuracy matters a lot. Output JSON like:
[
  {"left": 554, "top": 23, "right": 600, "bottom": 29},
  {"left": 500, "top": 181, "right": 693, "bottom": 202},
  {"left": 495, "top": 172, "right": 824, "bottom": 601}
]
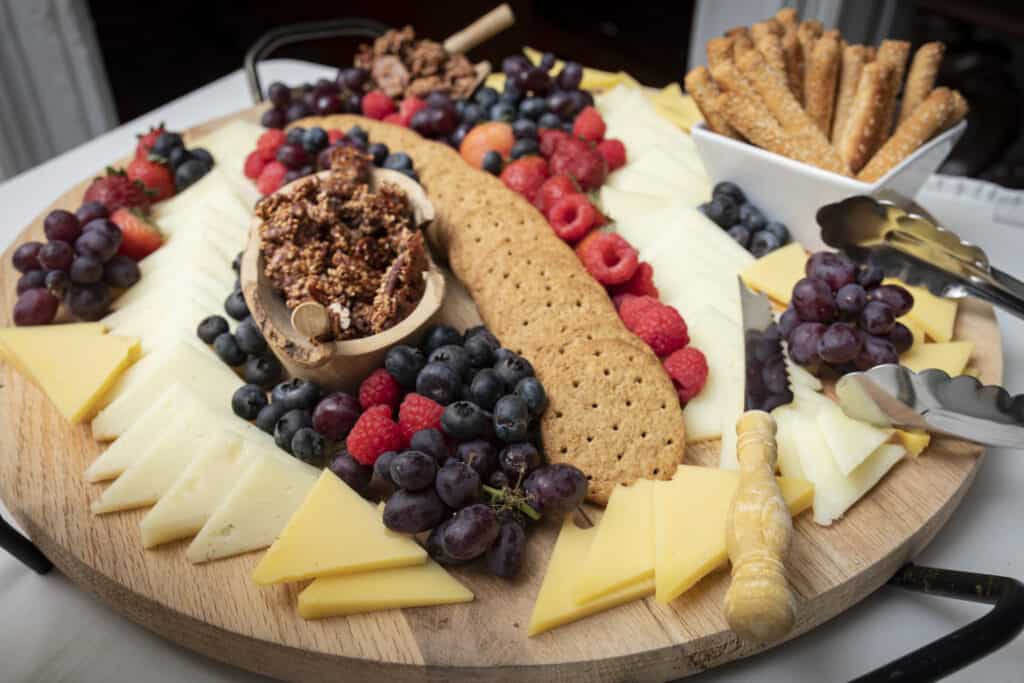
[
  {"left": 886, "top": 279, "right": 958, "bottom": 343},
  {"left": 0, "top": 324, "right": 139, "bottom": 424},
  {"left": 576, "top": 479, "right": 655, "bottom": 604},
  {"left": 895, "top": 429, "right": 931, "bottom": 457},
  {"left": 252, "top": 470, "right": 426, "bottom": 584},
  {"left": 900, "top": 341, "right": 974, "bottom": 377},
  {"left": 528, "top": 516, "right": 655, "bottom": 637},
  {"left": 298, "top": 558, "right": 473, "bottom": 619},
  {"left": 653, "top": 466, "right": 813, "bottom": 604},
  {"left": 740, "top": 242, "right": 808, "bottom": 305}
]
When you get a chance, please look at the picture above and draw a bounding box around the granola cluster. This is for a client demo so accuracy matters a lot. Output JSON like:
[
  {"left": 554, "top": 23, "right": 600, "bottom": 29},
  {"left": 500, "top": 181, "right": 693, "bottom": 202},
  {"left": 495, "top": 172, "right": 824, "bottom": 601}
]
[
  {"left": 355, "top": 26, "right": 477, "bottom": 99},
  {"left": 256, "top": 147, "right": 427, "bottom": 341}
]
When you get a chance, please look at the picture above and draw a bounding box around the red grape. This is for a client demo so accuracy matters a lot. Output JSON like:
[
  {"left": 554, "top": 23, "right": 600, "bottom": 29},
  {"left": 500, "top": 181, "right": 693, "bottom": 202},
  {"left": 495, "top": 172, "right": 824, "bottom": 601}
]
[
  {"left": 859, "top": 300, "right": 895, "bottom": 335},
  {"left": 13, "top": 288, "right": 59, "bottom": 326},
  {"left": 71, "top": 254, "right": 104, "bottom": 284},
  {"left": 16, "top": 270, "right": 46, "bottom": 295},
  {"left": 523, "top": 464, "right": 587, "bottom": 518},
  {"left": 12, "top": 241, "right": 43, "bottom": 273},
  {"left": 792, "top": 277, "right": 838, "bottom": 322},
  {"left": 260, "top": 108, "right": 286, "bottom": 129},
  {"left": 855, "top": 335, "right": 899, "bottom": 370},
  {"left": 857, "top": 264, "right": 884, "bottom": 289},
  {"left": 315, "top": 93, "right": 341, "bottom": 115},
  {"left": 440, "top": 504, "right": 499, "bottom": 561},
  {"left": 788, "top": 322, "right": 827, "bottom": 365},
  {"left": 67, "top": 283, "right": 112, "bottom": 321},
  {"left": 888, "top": 322, "right": 914, "bottom": 354},
  {"left": 818, "top": 322, "right": 862, "bottom": 364},
  {"left": 75, "top": 201, "right": 108, "bottom": 225},
  {"left": 45, "top": 270, "right": 70, "bottom": 299},
  {"left": 103, "top": 255, "right": 141, "bottom": 288},
  {"left": 427, "top": 107, "right": 457, "bottom": 136},
  {"left": 267, "top": 81, "right": 291, "bottom": 107},
  {"left": 778, "top": 307, "right": 799, "bottom": 337},
  {"left": 868, "top": 284, "right": 914, "bottom": 317},
  {"left": 486, "top": 520, "right": 526, "bottom": 578},
  {"left": 43, "top": 210, "right": 82, "bottom": 243},
  {"left": 328, "top": 450, "right": 372, "bottom": 496},
  {"left": 275, "top": 143, "right": 308, "bottom": 170},
  {"left": 312, "top": 392, "right": 360, "bottom": 440},
  {"left": 38, "top": 240, "right": 74, "bottom": 271},
  {"left": 836, "top": 283, "right": 867, "bottom": 316},
  {"left": 806, "top": 252, "right": 856, "bottom": 291}
]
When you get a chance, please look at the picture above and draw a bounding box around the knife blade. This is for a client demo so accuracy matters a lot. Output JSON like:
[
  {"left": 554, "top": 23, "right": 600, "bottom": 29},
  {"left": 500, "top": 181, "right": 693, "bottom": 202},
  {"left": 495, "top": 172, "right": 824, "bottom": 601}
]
[
  {"left": 836, "top": 365, "right": 1024, "bottom": 448},
  {"left": 739, "top": 280, "right": 794, "bottom": 413}
]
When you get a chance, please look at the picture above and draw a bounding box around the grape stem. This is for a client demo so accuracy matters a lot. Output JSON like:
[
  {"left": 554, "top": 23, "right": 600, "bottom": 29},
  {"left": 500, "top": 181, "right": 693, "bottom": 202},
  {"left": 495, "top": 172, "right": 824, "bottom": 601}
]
[{"left": 482, "top": 485, "right": 541, "bottom": 521}]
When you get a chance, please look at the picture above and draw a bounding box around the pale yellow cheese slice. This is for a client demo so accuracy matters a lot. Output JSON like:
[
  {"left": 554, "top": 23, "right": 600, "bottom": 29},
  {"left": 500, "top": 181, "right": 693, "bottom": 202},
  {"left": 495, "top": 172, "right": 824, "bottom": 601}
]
[
  {"left": 816, "top": 401, "right": 894, "bottom": 476},
  {"left": 900, "top": 341, "right": 974, "bottom": 377},
  {"left": 885, "top": 279, "right": 958, "bottom": 343},
  {"left": 653, "top": 466, "right": 813, "bottom": 603},
  {"left": 528, "top": 516, "right": 656, "bottom": 637},
  {"left": 740, "top": 242, "right": 808, "bottom": 305},
  {"left": 252, "top": 470, "right": 426, "bottom": 584},
  {"left": 896, "top": 429, "right": 931, "bottom": 457},
  {"left": 576, "top": 479, "right": 655, "bottom": 604}
]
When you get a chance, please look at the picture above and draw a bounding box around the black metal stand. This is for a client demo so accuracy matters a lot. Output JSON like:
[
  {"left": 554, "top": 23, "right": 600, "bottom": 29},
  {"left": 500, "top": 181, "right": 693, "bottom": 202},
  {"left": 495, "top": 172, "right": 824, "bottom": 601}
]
[{"left": 0, "top": 513, "right": 52, "bottom": 574}]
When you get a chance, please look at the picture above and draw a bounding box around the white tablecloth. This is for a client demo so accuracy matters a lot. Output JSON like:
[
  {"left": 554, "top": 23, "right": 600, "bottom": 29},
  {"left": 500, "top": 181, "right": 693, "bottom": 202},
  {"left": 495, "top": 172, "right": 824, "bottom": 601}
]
[{"left": 1, "top": 60, "right": 1021, "bottom": 683}]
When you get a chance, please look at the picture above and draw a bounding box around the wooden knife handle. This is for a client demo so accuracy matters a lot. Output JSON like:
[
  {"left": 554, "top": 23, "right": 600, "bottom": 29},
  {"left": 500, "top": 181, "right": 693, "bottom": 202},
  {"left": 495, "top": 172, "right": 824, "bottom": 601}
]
[
  {"left": 443, "top": 4, "right": 515, "bottom": 55},
  {"left": 723, "top": 410, "right": 796, "bottom": 642}
]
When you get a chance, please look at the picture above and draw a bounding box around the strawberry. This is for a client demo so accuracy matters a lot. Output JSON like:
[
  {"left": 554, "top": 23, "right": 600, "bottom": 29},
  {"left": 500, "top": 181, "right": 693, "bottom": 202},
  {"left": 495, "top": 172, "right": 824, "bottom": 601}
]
[
  {"left": 126, "top": 158, "right": 175, "bottom": 202},
  {"left": 110, "top": 208, "right": 163, "bottom": 260},
  {"left": 549, "top": 137, "right": 608, "bottom": 191},
  {"left": 538, "top": 128, "right": 571, "bottom": 158},
  {"left": 572, "top": 106, "right": 606, "bottom": 142},
  {"left": 499, "top": 156, "right": 549, "bottom": 202},
  {"left": 83, "top": 168, "right": 151, "bottom": 213},
  {"left": 135, "top": 123, "right": 167, "bottom": 160},
  {"left": 533, "top": 174, "right": 579, "bottom": 214}
]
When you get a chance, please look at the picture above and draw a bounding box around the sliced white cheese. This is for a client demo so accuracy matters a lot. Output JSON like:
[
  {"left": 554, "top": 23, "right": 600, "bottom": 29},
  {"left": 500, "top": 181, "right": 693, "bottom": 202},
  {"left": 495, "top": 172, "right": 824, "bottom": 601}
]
[
  {"left": 115, "top": 262, "right": 233, "bottom": 312},
  {"left": 599, "top": 185, "right": 675, "bottom": 223},
  {"left": 682, "top": 306, "right": 743, "bottom": 442},
  {"left": 105, "top": 294, "right": 220, "bottom": 355},
  {"left": 816, "top": 401, "right": 895, "bottom": 476},
  {"left": 606, "top": 149, "right": 712, "bottom": 206},
  {"left": 772, "top": 404, "right": 807, "bottom": 481}
]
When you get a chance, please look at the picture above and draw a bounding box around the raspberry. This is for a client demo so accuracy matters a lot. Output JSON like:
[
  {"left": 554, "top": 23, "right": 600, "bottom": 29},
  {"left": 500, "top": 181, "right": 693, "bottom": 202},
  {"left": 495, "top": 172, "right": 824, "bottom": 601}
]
[
  {"left": 547, "top": 193, "right": 598, "bottom": 243},
  {"left": 383, "top": 112, "right": 408, "bottom": 126},
  {"left": 575, "top": 231, "right": 639, "bottom": 285},
  {"left": 399, "top": 95, "right": 427, "bottom": 120},
  {"left": 346, "top": 405, "right": 406, "bottom": 465},
  {"left": 243, "top": 150, "right": 268, "bottom": 179},
  {"left": 597, "top": 138, "right": 627, "bottom": 171},
  {"left": 327, "top": 129, "right": 345, "bottom": 144},
  {"left": 663, "top": 346, "right": 708, "bottom": 404},
  {"left": 358, "top": 367, "right": 402, "bottom": 411},
  {"left": 549, "top": 136, "right": 608, "bottom": 191},
  {"left": 572, "top": 106, "right": 606, "bottom": 142},
  {"left": 256, "top": 129, "right": 287, "bottom": 161},
  {"left": 533, "top": 174, "right": 579, "bottom": 214},
  {"left": 361, "top": 90, "right": 396, "bottom": 120},
  {"left": 538, "top": 128, "right": 570, "bottom": 158},
  {"left": 625, "top": 302, "right": 689, "bottom": 357},
  {"left": 608, "top": 261, "right": 659, "bottom": 299},
  {"left": 499, "top": 156, "right": 549, "bottom": 202},
  {"left": 617, "top": 294, "right": 661, "bottom": 328},
  {"left": 255, "top": 161, "right": 287, "bottom": 195},
  {"left": 397, "top": 393, "right": 445, "bottom": 442}
]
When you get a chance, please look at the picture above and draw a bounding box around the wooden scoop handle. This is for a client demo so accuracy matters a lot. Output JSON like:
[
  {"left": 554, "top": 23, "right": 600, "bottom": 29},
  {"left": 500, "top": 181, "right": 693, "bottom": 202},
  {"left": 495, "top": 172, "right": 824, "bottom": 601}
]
[
  {"left": 723, "top": 410, "right": 796, "bottom": 643},
  {"left": 443, "top": 4, "right": 515, "bottom": 55},
  {"left": 291, "top": 301, "right": 331, "bottom": 340}
]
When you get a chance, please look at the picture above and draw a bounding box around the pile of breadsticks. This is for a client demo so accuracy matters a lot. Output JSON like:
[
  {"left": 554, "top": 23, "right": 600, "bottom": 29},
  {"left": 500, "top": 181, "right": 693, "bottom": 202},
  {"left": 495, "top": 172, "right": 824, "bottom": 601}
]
[{"left": 685, "top": 8, "right": 968, "bottom": 182}]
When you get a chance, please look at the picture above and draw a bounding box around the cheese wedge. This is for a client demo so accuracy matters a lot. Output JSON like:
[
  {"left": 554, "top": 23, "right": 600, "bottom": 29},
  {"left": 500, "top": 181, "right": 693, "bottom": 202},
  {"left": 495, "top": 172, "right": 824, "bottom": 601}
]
[
  {"left": 682, "top": 307, "right": 744, "bottom": 442},
  {"left": 816, "top": 401, "right": 894, "bottom": 476},
  {"left": 576, "top": 479, "right": 655, "bottom": 604},
  {"left": 252, "top": 470, "right": 426, "bottom": 584},
  {"left": 528, "top": 516, "right": 656, "bottom": 636},
  {"left": 139, "top": 432, "right": 248, "bottom": 548},
  {"left": 896, "top": 429, "right": 931, "bottom": 457},
  {"left": 0, "top": 324, "right": 140, "bottom": 424},
  {"left": 740, "top": 242, "right": 808, "bottom": 305},
  {"left": 187, "top": 447, "right": 318, "bottom": 563},
  {"left": 885, "top": 279, "right": 958, "bottom": 343},
  {"left": 773, "top": 404, "right": 808, "bottom": 481},
  {"left": 298, "top": 558, "right": 473, "bottom": 619},
  {"left": 653, "top": 466, "right": 813, "bottom": 603},
  {"left": 900, "top": 341, "right": 974, "bottom": 377}
]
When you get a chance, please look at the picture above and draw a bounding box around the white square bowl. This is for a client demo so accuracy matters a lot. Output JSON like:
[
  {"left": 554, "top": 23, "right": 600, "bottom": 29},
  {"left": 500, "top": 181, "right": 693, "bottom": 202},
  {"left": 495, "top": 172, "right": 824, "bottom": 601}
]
[{"left": 690, "top": 120, "right": 966, "bottom": 250}]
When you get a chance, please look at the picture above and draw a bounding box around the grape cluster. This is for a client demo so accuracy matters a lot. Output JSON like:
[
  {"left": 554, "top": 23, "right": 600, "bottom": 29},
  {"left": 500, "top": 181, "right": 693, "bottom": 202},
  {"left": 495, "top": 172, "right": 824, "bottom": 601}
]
[
  {"left": 11, "top": 204, "right": 140, "bottom": 326},
  {"left": 699, "top": 182, "right": 790, "bottom": 258},
  {"left": 261, "top": 70, "right": 370, "bottom": 129},
  {"left": 780, "top": 252, "right": 914, "bottom": 375},
  {"left": 744, "top": 323, "right": 793, "bottom": 412}
]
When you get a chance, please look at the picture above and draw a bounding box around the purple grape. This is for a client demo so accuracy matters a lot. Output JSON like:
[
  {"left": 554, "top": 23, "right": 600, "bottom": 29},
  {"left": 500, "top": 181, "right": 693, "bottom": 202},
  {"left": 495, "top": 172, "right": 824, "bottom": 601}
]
[
  {"left": 425, "top": 520, "right": 467, "bottom": 566},
  {"left": 67, "top": 283, "right": 112, "bottom": 321},
  {"left": 261, "top": 107, "right": 287, "bottom": 129},
  {"left": 868, "top": 284, "right": 914, "bottom": 317},
  {"left": 341, "top": 92, "right": 363, "bottom": 113},
  {"left": 501, "top": 54, "right": 532, "bottom": 78},
  {"left": 12, "top": 242, "right": 43, "bottom": 273},
  {"left": 565, "top": 90, "right": 590, "bottom": 118},
  {"left": 857, "top": 265, "right": 885, "bottom": 289},
  {"left": 312, "top": 392, "right": 360, "bottom": 440},
  {"left": 778, "top": 307, "right": 800, "bottom": 338},
  {"left": 888, "top": 322, "right": 914, "bottom": 354},
  {"left": 71, "top": 254, "right": 104, "bottom": 284},
  {"left": 103, "top": 254, "right": 141, "bottom": 289},
  {"left": 859, "top": 300, "right": 895, "bottom": 335},
  {"left": 74, "top": 230, "right": 119, "bottom": 263},
  {"left": 806, "top": 252, "right": 856, "bottom": 291},
  {"left": 855, "top": 335, "right": 899, "bottom": 370},
  {"left": 538, "top": 52, "right": 557, "bottom": 71},
  {"left": 382, "top": 489, "right": 447, "bottom": 533},
  {"left": 836, "top": 283, "right": 867, "bottom": 316},
  {"left": 546, "top": 91, "right": 573, "bottom": 118},
  {"left": 788, "top": 322, "right": 827, "bottom": 365},
  {"left": 314, "top": 78, "right": 340, "bottom": 96},
  {"left": 44, "top": 210, "right": 82, "bottom": 243},
  {"left": 486, "top": 520, "right": 526, "bottom": 578},
  {"left": 336, "top": 67, "right": 369, "bottom": 91},
  {"left": 16, "top": 269, "right": 46, "bottom": 295},
  {"left": 440, "top": 503, "right": 499, "bottom": 561},
  {"left": 13, "top": 288, "right": 59, "bottom": 326},
  {"left": 82, "top": 217, "right": 121, "bottom": 239},
  {"left": 410, "top": 108, "right": 434, "bottom": 136},
  {"left": 267, "top": 81, "right": 291, "bottom": 107},
  {"left": 74, "top": 201, "right": 108, "bottom": 225},
  {"left": 425, "top": 91, "right": 454, "bottom": 113},
  {"left": 282, "top": 169, "right": 302, "bottom": 184},
  {"left": 45, "top": 270, "right": 70, "bottom": 299},
  {"left": 300, "top": 90, "right": 317, "bottom": 111},
  {"left": 523, "top": 464, "right": 587, "bottom": 518},
  {"left": 556, "top": 62, "right": 583, "bottom": 90},
  {"left": 427, "top": 107, "right": 457, "bottom": 136},
  {"left": 521, "top": 67, "right": 552, "bottom": 94},
  {"left": 38, "top": 240, "right": 74, "bottom": 272},
  {"left": 818, "top": 322, "right": 862, "bottom": 364},
  {"left": 389, "top": 450, "right": 437, "bottom": 492},
  {"left": 454, "top": 440, "right": 497, "bottom": 479},
  {"left": 435, "top": 460, "right": 482, "bottom": 508},
  {"left": 315, "top": 93, "right": 341, "bottom": 115},
  {"left": 276, "top": 143, "right": 308, "bottom": 170},
  {"left": 498, "top": 442, "right": 540, "bottom": 481},
  {"left": 285, "top": 101, "right": 311, "bottom": 123},
  {"left": 329, "top": 451, "right": 372, "bottom": 496},
  {"left": 792, "top": 277, "right": 838, "bottom": 323}
]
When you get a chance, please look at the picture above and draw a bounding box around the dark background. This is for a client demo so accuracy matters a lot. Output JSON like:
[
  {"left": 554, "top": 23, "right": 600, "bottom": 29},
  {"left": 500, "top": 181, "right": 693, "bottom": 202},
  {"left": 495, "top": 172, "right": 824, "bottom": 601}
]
[{"left": 88, "top": 0, "right": 1024, "bottom": 188}]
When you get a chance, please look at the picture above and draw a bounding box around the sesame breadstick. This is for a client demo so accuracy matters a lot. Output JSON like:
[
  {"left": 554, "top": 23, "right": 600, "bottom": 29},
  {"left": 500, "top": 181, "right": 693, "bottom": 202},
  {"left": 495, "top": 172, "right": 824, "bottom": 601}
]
[
  {"left": 803, "top": 32, "right": 841, "bottom": 135},
  {"left": 898, "top": 42, "right": 945, "bottom": 125},
  {"left": 796, "top": 20, "right": 823, "bottom": 59},
  {"left": 864, "top": 46, "right": 877, "bottom": 62},
  {"left": 685, "top": 67, "right": 740, "bottom": 138},
  {"left": 837, "top": 62, "right": 890, "bottom": 173},
  {"left": 781, "top": 26, "right": 803, "bottom": 102},
  {"left": 831, "top": 45, "right": 869, "bottom": 142},
  {"left": 728, "top": 27, "right": 757, "bottom": 60},
  {"left": 775, "top": 7, "right": 798, "bottom": 30},
  {"left": 715, "top": 91, "right": 799, "bottom": 160},
  {"left": 707, "top": 36, "right": 735, "bottom": 71},
  {"left": 751, "top": 20, "right": 788, "bottom": 76},
  {"left": 736, "top": 48, "right": 849, "bottom": 175},
  {"left": 874, "top": 40, "right": 911, "bottom": 141},
  {"left": 711, "top": 60, "right": 764, "bottom": 107},
  {"left": 941, "top": 89, "right": 969, "bottom": 131},
  {"left": 858, "top": 87, "right": 954, "bottom": 182}
]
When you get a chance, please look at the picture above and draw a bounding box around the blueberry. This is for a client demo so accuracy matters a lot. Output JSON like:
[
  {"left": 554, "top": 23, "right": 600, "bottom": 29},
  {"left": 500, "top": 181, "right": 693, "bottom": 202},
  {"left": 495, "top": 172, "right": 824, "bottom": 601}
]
[
  {"left": 750, "top": 230, "right": 782, "bottom": 257},
  {"left": 285, "top": 101, "right": 311, "bottom": 123},
  {"left": 713, "top": 181, "right": 746, "bottom": 204},
  {"left": 705, "top": 196, "right": 739, "bottom": 229},
  {"left": 368, "top": 142, "right": 389, "bottom": 166},
  {"left": 464, "top": 325, "right": 495, "bottom": 341},
  {"left": 481, "top": 151, "right": 503, "bottom": 175},
  {"left": 175, "top": 159, "right": 209, "bottom": 191},
  {"left": 441, "top": 401, "right": 492, "bottom": 441},
  {"left": 512, "top": 118, "right": 538, "bottom": 139},
  {"left": 409, "top": 428, "right": 449, "bottom": 465},
  {"left": 501, "top": 78, "right": 523, "bottom": 101},
  {"left": 727, "top": 224, "right": 752, "bottom": 248},
  {"left": 275, "top": 409, "right": 312, "bottom": 453},
  {"left": 151, "top": 131, "right": 183, "bottom": 158},
  {"left": 213, "top": 333, "right": 245, "bottom": 366},
  {"left": 232, "top": 384, "right": 268, "bottom": 420},
  {"left": 244, "top": 354, "right": 283, "bottom": 389},
  {"left": 493, "top": 395, "right": 530, "bottom": 442},
  {"left": 197, "top": 314, "right": 229, "bottom": 344},
  {"left": 235, "top": 317, "right": 267, "bottom": 355},
  {"left": 168, "top": 146, "right": 191, "bottom": 170},
  {"left": 510, "top": 138, "right": 540, "bottom": 159},
  {"left": 285, "top": 127, "right": 306, "bottom": 145},
  {"left": 493, "top": 353, "right": 534, "bottom": 390},
  {"left": 385, "top": 344, "right": 426, "bottom": 389},
  {"left": 346, "top": 125, "right": 368, "bottom": 143},
  {"left": 455, "top": 99, "right": 468, "bottom": 117},
  {"left": 493, "top": 347, "right": 517, "bottom": 365},
  {"left": 271, "top": 377, "right": 322, "bottom": 411},
  {"left": 429, "top": 344, "right": 471, "bottom": 380},
  {"left": 224, "top": 289, "right": 249, "bottom": 320},
  {"left": 455, "top": 440, "right": 497, "bottom": 479},
  {"left": 383, "top": 152, "right": 414, "bottom": 171},
  {"left": 291, "top": 427, "right": 325, "bottom": 464},
  {"left": 255, "top": 401, "right": 288, "bottom": 435},
  {"left": 464, "top": 330, "right": 499, "bottom": 368},
  {"left": 302, "top": 127, "right": 329, "bottom": 153},
  {"left": 416, "top": 362, "right": 460, "bottom": 406},
  {"left": 461, "top": 102, "right": 483, "bottom": 125},
  {"left": 537, "top": 112, "right": 561, "bottom": 130},
  {"left": 468, "top": 368, "right": 504, "bottom": 411},
  {"left": 762, "top": 221, "right": 790, "bottom": 245},
  {"left": 518, "top": 96, "right": 548, "bottom": 120},
  {"left": 329, "top": 449, "right": 373, "bottom": 496},
  {"left": 374, "top": 450, "right": 399, "bottom": 485},
  {"left": 489, "top": 102, "right": 516, "bottom": 122},
  {"left": 189, "top": 147, "right": 214, "bottom": 167},
  {"left": 473, "top": 86, "right": 499, "bottom": 109},
  {"left": 514, "top": 377, "right": 547, "bottom": 418},
  {"left": 498, "top": 442, "right": 540, "bottom": 479},
  {"left": 697, "top": 202, "right": 711, "bottom": 218},
  {"left": 421, "top": 324, "right": 462, "bottom": 356},
  {"left": 739, "top": 203, "right": 766, "bottom": 231}
]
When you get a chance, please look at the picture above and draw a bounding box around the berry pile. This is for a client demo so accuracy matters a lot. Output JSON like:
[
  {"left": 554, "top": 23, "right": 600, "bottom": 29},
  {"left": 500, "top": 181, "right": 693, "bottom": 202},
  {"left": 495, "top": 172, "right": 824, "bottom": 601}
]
[
  {"left": 135, "top": 124, "right": 215, "bottom": 194},
  {"left": 699, "top": 182, "right": 790, "bottom": 258},
  {"left": 260, "top": 72, "right": 370, "bottom": 129},
  {"left": 245, "top": 125, "right": 419, "bottom": 195},
  {"left": 781, "top": 252, "right": 915, "bottom": 375}
]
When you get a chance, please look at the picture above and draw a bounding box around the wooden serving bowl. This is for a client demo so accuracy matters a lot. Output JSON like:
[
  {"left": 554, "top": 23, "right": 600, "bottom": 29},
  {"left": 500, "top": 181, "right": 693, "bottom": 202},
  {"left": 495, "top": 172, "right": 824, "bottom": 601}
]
[{"left": 240, "top": 168, "right": 445, "bottom": 392}]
